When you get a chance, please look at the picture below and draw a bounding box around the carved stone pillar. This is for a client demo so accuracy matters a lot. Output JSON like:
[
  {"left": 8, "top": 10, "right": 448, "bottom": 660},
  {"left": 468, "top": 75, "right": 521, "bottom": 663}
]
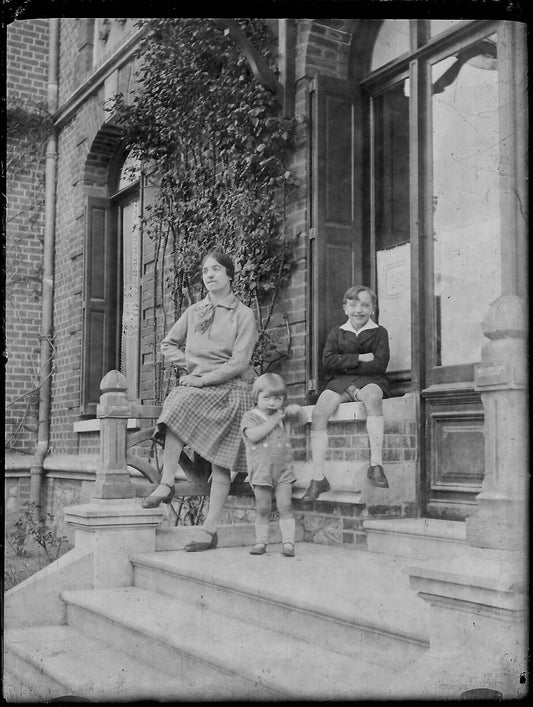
[
  {"left": 93, "top": 369, "right": 136, "bottom": 499},
  {"left": 466, "top": 295, "right": 528, "bottom": 550}
]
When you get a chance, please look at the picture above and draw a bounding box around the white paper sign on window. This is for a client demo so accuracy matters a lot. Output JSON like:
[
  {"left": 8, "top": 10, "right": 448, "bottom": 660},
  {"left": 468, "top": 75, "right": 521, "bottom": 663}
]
[{"left": 376, "top": 242, "right": 411, "bottom": 373}]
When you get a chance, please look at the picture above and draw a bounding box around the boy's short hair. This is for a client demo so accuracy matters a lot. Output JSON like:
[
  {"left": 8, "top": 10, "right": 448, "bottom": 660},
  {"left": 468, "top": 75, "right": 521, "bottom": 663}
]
[
  {"left": 343, "top": 285, "right": 377, "bottom": 306},
  {"left": 251, "top": 373, "right": 287, "bottom": 404}
]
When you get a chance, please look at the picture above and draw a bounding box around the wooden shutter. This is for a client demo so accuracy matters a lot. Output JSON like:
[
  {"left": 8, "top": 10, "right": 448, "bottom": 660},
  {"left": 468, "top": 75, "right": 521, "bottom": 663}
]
[
  {"left": 308, "top": 76, "right": 361, "bottom": 398},
  {"left": 81, "top": 196, "right": 118, "bottom": 414}
]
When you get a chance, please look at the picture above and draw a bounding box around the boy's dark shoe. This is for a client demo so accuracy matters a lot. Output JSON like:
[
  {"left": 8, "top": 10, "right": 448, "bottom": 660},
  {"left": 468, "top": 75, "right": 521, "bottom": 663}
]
[
  {"left": 367, "top": 464, "right": 389, "bottom": 488},
  {"left": 301, "top": 477, "right": 331, "bottom": 502}
]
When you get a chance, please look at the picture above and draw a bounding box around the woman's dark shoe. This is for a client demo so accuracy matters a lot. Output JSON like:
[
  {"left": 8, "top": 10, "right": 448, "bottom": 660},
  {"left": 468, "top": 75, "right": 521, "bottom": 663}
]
[
  {"left": 151, "top": 423, "right": 166, "bottom": 448},
  {"left": 281, "top": 542, "right": 295, "bottom": 557},
  {"left": 141, "top": 482, "right": 175, "bottom": 508},
  {"left": 367, "top": 464, "right": 389, "bottom": 488},
  {"left": 301, "top": 477, "right": 331, "bottom": 502},
  {"left": 249, "top": 543, "right": 267, "bottom": 555},
  {"left": 184, "top": 530, "right": 218, "bottom": 552}
]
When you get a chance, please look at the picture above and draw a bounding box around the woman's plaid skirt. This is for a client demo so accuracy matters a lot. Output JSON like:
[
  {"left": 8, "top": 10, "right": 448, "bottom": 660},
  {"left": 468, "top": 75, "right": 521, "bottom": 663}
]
[{"left": 157, "top": 379, "right": 253, "bottom": 476}]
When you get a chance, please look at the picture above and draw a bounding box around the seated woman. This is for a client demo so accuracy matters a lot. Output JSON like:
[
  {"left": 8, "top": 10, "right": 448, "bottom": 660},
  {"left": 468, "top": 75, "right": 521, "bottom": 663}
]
[{"left": 142, "top": 251, "right": 258, "bottom": 552}]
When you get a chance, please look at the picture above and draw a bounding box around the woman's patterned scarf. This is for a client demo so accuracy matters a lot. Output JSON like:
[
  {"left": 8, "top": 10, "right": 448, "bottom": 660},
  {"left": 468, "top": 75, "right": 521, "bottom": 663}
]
[
  {"left": 194, "top": 301, "right": 216, "bottom": 334},
  {"left": 194, "top": 293, "right": 238, "bottom": 334}
]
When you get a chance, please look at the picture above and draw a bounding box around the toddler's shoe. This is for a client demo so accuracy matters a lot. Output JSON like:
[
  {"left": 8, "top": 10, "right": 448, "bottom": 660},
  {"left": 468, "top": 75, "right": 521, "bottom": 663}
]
[
  {"left": 367, "top": 464, "right": 389, "bottom": 488},
  {"left": 301, "top": 477, "right": 330, "bottom": 502},
  {"left": 281, "top": 542, "right": 295, "bottom": 557},
  {"left": 249, "top": 543, "right": 267, "bottom": 555}
]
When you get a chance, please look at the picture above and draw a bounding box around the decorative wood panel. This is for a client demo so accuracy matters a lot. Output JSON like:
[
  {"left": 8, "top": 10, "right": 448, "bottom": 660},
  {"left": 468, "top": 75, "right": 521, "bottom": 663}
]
[{"left": 423, "top": 385, "right": 484, "bottom": 520}]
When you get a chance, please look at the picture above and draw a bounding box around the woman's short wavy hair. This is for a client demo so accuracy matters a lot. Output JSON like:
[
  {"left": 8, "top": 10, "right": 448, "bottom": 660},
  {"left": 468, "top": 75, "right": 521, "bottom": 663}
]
[{"left": 202, "top": 250, "right": 235, "bottom": 281}]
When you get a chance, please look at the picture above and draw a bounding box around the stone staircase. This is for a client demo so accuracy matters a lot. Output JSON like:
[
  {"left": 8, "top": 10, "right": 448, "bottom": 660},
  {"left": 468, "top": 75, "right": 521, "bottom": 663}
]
[{"left": 4, "top": 531, "right": 430, "bottom": 702}]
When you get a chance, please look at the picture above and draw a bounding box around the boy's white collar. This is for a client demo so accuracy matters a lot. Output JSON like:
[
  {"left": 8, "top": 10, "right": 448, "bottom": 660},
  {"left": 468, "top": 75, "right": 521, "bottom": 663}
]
[{"left": 340, "top": 318, "right": 378, "bottom": 335}]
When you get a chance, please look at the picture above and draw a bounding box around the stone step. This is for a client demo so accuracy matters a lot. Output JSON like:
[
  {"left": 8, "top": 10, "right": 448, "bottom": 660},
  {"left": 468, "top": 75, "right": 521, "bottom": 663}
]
[
  {"left": 132, "top": 541, "right": 429, "bottom": 672},
  {"left": 62, "top": 585, "right": 395, "bottom": 701},
  {"left": 1, "top": 667, "right": 42, "bottom": 703},
  {"left": 363, "top": 518, "right": 523, "bottom": 564},
  {"left": 363, "top": 518, "right": 527, "bottom": 568},
  {"left": 155, "top": 520, "right": 305, "bottom": 551},
  {"left": 3, "top": 624, "right": 216, "bottom": 702},
  {"left": 364, "top": 518, "right": 467, "bottom": 560}
]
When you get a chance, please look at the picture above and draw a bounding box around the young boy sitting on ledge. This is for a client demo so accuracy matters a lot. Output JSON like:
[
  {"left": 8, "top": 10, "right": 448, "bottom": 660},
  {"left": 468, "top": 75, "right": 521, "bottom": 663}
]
[{"left": 302, "top": 285, "right": 390, "bottom": 502}]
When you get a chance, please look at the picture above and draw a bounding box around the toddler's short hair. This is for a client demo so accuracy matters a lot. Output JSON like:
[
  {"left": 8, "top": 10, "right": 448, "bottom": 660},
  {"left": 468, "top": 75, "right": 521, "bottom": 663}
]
[
  {"left": 343, "top": 285, "right": 377, "bottom": 306},
  {"left": 251, "top": 373, "right": 287, "bottom": 404}
]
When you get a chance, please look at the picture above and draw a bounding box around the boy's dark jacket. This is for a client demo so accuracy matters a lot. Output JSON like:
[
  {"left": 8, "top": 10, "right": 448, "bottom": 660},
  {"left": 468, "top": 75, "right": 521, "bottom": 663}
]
[{"left": 322, "top": 324, "right": 390, "bottom": 396}]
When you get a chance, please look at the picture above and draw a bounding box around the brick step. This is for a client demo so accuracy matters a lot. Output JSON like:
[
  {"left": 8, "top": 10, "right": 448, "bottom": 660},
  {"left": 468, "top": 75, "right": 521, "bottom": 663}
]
[
  {"left": 132, "top": 541, "right": 429, "bottom": 672},
  {"left": 62, "top": 585, "right": 395, "bottom": 701},
  {"left": 3, "top": 624, "right": 219, "bottom": 702}
]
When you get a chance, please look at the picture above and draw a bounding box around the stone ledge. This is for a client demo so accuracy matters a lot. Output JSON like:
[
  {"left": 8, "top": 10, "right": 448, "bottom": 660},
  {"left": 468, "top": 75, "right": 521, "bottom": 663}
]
[
  {"left": 64, "top": 498, "right": 163, "bottom": 530},
  {"left": 407, "top": 554, "right": 527, "bottom": 604},
  {"left": 301, "top": 393, "right": 416, "bottom": 423},
  {"left": 73, "top": 418, "right": 144, "bottom": 433},
  {"left": 294, "top": 461, "right": 416, "bottom": 504}
]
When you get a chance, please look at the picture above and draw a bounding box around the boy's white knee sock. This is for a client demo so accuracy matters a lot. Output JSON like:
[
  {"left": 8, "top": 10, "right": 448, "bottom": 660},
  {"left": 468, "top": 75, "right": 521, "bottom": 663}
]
[
  {"left": 310, "top": 430, "right": 329, "bottom": 480},
  {"left": 279, "top": 517, "right": 295, "bottom": 545},
  {"left": 366, "top": 415, "right": 384, "bottom": 466},
  {"left": 254, "top": 521, "right": 270, "bottom": 546}
]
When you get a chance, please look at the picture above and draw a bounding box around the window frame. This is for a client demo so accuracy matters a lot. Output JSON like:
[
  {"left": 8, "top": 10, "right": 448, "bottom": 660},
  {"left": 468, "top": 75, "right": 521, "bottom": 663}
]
[
  {"left": 80, "top": 152, "right": 143, "bottom": 415},
  {"left": 359, "top": 19, "right": 515, "bottom": 394}
]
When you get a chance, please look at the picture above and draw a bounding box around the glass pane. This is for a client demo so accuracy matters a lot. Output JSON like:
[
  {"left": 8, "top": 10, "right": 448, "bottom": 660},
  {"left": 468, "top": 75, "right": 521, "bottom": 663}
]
[
  {"left": 431, "top": 34, "right": 501, "bottom": 367},
  {"left": 120, "top": 197, "right": 141, "bottom": 398},
  {"left": 373, "top": 79, "right": 411, "bottom": 372},
  {"left": 430, "top": 20, "right": 463, "bottom": 37},
  {"left": 371, "top": 20, "right": 411, "bottom": 70},
  {"left": 118, "top": 152, "right": 141, "bottom": 190}
]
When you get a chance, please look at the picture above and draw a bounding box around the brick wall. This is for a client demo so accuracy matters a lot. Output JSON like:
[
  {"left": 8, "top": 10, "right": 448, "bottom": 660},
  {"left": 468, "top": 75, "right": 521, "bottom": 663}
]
[
  {"left": 50, "top": 99, "right": 122, "bottom": 455},
  {"left": 6, "top": 18, "right": 420, "bottom": 543},
  {"left": 58, "top": 19, "right": 94, "bottom": 103},
  {"left": 5, "top": 20, "right": 49, "bottom": 454},
  {"left": 7, "top": 17, "right": 357, "bottom": 458}
]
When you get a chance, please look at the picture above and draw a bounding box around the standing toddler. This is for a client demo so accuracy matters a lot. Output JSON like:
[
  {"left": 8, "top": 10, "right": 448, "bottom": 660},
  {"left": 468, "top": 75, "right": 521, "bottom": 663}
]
[{"left": 241, "top": 373, "right": 307, "bottom": 557}]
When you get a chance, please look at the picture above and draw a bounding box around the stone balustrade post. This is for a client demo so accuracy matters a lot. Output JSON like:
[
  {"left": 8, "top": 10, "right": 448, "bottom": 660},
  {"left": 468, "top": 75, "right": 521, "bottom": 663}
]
[
  {"left": 466, "top": 295, "right": 528, "bottom": 550},
  {"left": 93, "top": 369, "right": 136, "bottom": 499},
  {"left": 64, "top": 370, "right": 163, "bottom": 588}
]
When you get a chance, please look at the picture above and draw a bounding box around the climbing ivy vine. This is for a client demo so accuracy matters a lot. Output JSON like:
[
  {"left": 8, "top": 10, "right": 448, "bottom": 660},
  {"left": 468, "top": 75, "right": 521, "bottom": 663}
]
[{"left": 110, "top": 18, "right": 298, "bottom": 397}]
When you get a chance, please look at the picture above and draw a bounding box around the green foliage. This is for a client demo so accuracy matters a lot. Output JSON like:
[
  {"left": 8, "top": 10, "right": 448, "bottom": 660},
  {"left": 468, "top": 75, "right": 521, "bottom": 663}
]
[
  {"left": 9, "top": 502, "right": 68, "bottom": 563},
  {"left": 109, "top": 18, "right": 298, "bottom": 380}
]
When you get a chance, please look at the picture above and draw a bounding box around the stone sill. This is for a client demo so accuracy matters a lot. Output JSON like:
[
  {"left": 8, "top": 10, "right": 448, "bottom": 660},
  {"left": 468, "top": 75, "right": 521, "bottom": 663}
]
[{"left": 73, "top": 418, "right": 143, "bottom": 433}]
